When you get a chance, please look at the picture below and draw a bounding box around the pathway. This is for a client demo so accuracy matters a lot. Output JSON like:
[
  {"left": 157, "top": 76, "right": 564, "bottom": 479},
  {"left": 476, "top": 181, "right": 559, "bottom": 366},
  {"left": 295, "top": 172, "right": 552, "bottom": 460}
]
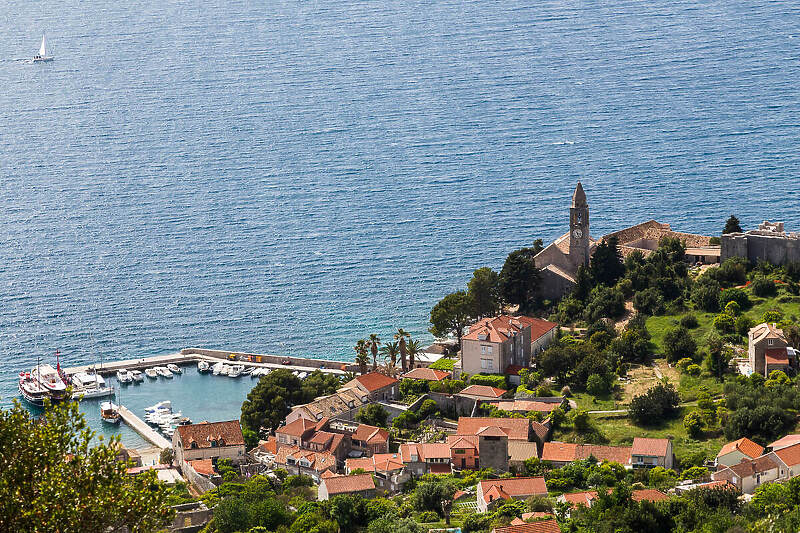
[{"left": 118, "top": 405, "right": 171, "bottom": 450}]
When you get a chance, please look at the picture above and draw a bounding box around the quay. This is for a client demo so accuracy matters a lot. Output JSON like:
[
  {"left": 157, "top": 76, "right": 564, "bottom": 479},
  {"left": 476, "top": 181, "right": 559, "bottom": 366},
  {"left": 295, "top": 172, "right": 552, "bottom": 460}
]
[
  {"left": 63, "top": 348, "right": 356, "bottom": 377},
  {"left": 118, "top": 405, "right": 171, "bottom": 450}
]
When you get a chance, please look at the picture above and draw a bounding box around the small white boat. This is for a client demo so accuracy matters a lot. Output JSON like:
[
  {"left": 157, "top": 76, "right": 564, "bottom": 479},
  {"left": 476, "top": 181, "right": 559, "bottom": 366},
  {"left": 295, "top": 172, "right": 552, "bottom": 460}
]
[
  {"left": 228, "top": 364, "right": 244, "bottom": 378},
  {"left": 212, "top": 362, "right": 224, "bottom": 375},
  {"left": 155, "top": 366, "right": 173, "bottom": 378},
  {"left": 130, "top": 370, "right": 144, "bottom": 383},
  {"left": 145, "top": 400, "right": 171, "bottom": 413},
  {"left": 297, "top": 372, "right": 307, "bottom": 379},
  {"left": 167, "top": 364, "right": 181, "bottom": 374},
  {"left": 116, "top": 369, "right": 132, "bottom": 383},
  {"left": 71, "top": 371, "right": 114, "bottom": 399},
  {"left": 100, "top": 401, "right": 120, "bottom": 424},
  {"left": 219, "top": 364, "right": 231, "bottom": 376},
  {"left": 145, "top": 368, "right": 158, "bottom": 379},
  {"left": 32, "top": 35, "right": 53, "bottom": 63},
  {"left": 197, "top": 360, "right": 210, "bottom": 373}
]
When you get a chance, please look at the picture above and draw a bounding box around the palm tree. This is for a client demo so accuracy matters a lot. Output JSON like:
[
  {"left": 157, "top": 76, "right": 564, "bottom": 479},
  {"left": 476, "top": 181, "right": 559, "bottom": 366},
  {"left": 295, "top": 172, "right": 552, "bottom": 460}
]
[
  {"left": 368, "top": 333, "right": 381, "bottom": 371},
  {"left": 395, "top": 328, "right": 411, "bottom": 372},
  {"left": 406, "top": 339, "right": 422, "bottom": 370},
  {"left": 380, "top": 341, "right": 400, "bottom": 374},
  {"left": 354, "top": 339, "right": 369, "bottom": 375}
]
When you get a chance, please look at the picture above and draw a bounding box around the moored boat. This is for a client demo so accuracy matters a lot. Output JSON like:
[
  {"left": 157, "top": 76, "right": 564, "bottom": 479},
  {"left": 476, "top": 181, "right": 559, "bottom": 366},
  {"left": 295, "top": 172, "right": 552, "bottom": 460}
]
[
  {"left": 18, "top": 371, "right": 50, "bottom": 406},
  {"left": 212, "top": 362, "right": 224, "bottom": 375},
  {"left": 197, "top": 360, "right": 210, "bottom": 373},
  {"left": 167, "top": 363, "right": 181, "bottom": 374},
  {"left": 100, "top": 401, "right": 121, "bottom": 424},
  {"left": 228, "top": 364, "right": 244, "bottom": 378},
  {"left": 71, "top": 371, "right": 114, "bottom": 399},
  {"left": 31, "top": 363, "right": 68, "bottom": 402},
  {"left": 155, "top": 366, "right": 173, "bottom": 378},
  {"left": 145, "top": 368, "right": 158, "bottom": 379},
  {"left": 116, "top": 369, "right": 132, "bottom": 383},
  {"left": 130, "top": 369, "right": 144, "bottom": 383}
]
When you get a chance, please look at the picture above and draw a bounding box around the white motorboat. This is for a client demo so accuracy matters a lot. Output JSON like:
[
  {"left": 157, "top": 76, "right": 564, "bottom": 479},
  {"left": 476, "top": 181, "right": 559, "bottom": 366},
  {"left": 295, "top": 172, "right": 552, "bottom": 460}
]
[
  {"left": 219, "top": 364, "right": 231, "bottom": 376},
  {"left": 155, "top": 366, "right": 173, "bottom": 378},
  {"left": 197, "top": 360, "right": 210, "bottom": 373},
  {"left": 167, "top": 364, "right": 181, "bottom": 374},
  {"left": 32, "top": 35, "right": 53, "bottom": 63},
  {"left": 71, "top": 371, "right": 114, "bottom": 399},
  {"left": 116, "top": 369, "right": 132, "bottom": 383},
  {"left": 145, "top": 400, "right": 171, "bottom": 413},
  {"left": 145, "top": 368, "right": 158, "bottom": 379},
  {"left": 228, "top": 364, "right": 244, "bottom": 378},
  {"left": 100, "top": 401, "right": 120, "bottom": 424},
  {"left": 130, "top": 370, "right": 144, "bottom": 383},
  {"left": 212, "top": 362, "right": 224, "bottom": 375},
  {"left": 297, "top": 372, "right": 307, "bottom": 379}
]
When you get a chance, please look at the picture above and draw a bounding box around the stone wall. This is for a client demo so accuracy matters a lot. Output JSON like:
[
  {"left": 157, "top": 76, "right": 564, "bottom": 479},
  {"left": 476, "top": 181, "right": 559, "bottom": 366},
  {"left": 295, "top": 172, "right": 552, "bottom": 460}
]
[
  {"left": 721, "top": 232, "right": 800, "bottom": 265},
  {"left": 181, "top": 348, "right": 358, "bottom": 372}
]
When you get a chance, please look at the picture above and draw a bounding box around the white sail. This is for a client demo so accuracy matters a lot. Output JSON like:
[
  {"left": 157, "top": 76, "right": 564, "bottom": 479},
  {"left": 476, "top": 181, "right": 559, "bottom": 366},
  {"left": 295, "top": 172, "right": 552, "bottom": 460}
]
[{"left": 39, "top": 35, "right": 47, "bottom": 57}]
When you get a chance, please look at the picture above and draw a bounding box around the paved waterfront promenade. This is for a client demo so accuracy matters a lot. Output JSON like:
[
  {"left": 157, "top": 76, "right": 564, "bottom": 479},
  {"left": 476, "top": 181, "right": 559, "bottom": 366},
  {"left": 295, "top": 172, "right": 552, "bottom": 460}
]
[{"left": 118, "top": 405, "right": 171, "bottom": 449}]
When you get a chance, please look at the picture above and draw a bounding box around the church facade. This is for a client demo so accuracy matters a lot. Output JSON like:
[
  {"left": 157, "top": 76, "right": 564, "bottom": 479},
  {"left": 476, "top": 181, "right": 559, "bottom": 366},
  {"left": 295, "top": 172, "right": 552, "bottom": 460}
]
[{"left": 533, "top": 182, "right": 595, "bottom": 301}]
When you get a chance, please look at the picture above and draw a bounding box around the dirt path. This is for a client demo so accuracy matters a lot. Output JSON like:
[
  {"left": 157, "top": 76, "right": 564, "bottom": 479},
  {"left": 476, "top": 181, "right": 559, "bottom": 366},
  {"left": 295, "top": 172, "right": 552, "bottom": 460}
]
[{"left": 614, "top": 300, "right": 635, "bottom": 332}]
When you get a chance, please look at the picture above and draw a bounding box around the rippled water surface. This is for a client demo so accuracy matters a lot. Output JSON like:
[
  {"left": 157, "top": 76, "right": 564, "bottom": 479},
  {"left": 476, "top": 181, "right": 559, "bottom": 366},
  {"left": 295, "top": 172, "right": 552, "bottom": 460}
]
[{"left": 2, "top": 0, "right": 800, "bottom": 418}]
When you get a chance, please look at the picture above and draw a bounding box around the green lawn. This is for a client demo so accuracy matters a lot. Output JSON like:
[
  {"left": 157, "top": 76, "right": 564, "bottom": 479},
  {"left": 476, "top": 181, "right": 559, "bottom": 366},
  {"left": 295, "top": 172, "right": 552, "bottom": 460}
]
[{"left": 571, "top": 391, "right": 621, "bottom": 412}]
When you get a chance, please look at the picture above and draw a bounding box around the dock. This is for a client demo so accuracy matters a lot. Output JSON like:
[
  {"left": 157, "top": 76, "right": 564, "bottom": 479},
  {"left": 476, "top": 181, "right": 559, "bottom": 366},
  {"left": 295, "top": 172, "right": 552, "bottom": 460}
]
[{"left": 118, "top": 405, "right": 171, "bottom": 450}]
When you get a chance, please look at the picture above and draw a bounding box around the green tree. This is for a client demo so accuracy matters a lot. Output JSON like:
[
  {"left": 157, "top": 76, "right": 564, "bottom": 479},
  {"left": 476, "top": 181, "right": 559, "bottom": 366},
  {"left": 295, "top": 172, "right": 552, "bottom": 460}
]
[
  {"left": 380, "top": 341, "right": 400, "bottom": 374},
  {"left": 499, "top": 246, "right": 541, "bottom": 311},
  {"left": 406, "top": 338, "right": 422, "bottom": 370},
  {"left": 413, "top": 479, "right": 457, "bottom": 515},
  {"left": 368, "top": 334, "right": 381, "bottom": 371},
  {"left": 590, "top": 236, "right": 625, "bottom": 287},
  {"left": 395, "top": 328, "right": 411, "bottom": 372},
  {"left": 683, "top": 410, "right": 705, "bottom": 438},
  {"left": 723, "top": 215, "right": 742, "bottom": 234},
  {"left": 368, "top": 517, "right": 425, "bottom": 533},
  {"left": 587, "top": 373, "right": 611, "bottom": 396},
  {"left": 356, "top": 404, "right": 389, "bottom": 427},
  {"left": 0, "top": 400, "right": 173, "bottom": 532},
  {"left": 354, "top": 339, "right": 370, "bottom": 374},
  {"left": 468, "top": 267, "right": 502, "bottom": 318},
  {"left": 663, "top": 326, "right": 697, "bottom": 363},
  {"left": 429, "top": 290, "right": 473, "bottom": 345},
  {"left": 629, "top": 382, "right": 680, "bottom": 425}
]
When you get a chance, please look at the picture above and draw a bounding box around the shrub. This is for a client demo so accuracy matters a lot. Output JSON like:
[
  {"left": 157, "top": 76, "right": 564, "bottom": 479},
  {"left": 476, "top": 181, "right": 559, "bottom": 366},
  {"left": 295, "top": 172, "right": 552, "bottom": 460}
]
[
  {"left": 713, "top": 313, "right": 736, "bottom": 334},
  {"left": 679, "top": 314, "right": 699, "bottom": 329},
  {"left": 570, "top": 409, "right": 591, "bottom": 433},
  {"left": 535, "top": 385, "right": 553, "bottom": 397},
  {"left": 723, "top": 301, "right": 740, "bottom": 316},
  {"left": 683, "top": 410, "right": 705, "bottom": 438},
  {"left": 692, "top": 280, "right": 721, "bottom": 312},
  {"left": 633, "top": 287, "right": 664, "bottom": 316},
  {"left": 762, "top": 310, "right": 783, "bottom": 323},
  {"left": 751, "top": 277, "right": 777, "bottom": 297},
  {"left": 628, "top": 382, "right": 681, "bottom": 425},
  {"left": 711, "top": 258, "right": 748, "bottom": 286},
  {"left": 416, "top": 399, "right": 439, "bottom": 419},
  {"left": 560, "top": 385, "right": 572, "bottom": 397},
  {"left": 470, "top": 374, "right": 507, "bottom": 389},
  {"left": 429, "top": 358, "right": 455, "bottom": 371},
  {"left": 718, "top": 288, "right": 750, "bottom": 310},
  {"left": 686, "top": 364, "right": 702, "bottom": 376},
  {"left": 586, "top": 373, "right": 611, "bottom": 396},
  {"left": 400, "top": 379, "right": 429, "bottom": 399},
  {"left": 663, "top": 326, "right": 697, "bottom": 362},
  {"left": 680, "top": 466, "right": 710, "bottom": 481},
  {"left": 676, "top": 358, "right": 694, "bottom": 372},
  {"left": 417, "top": 511, "right": 439, "bottom": 522},
  {"left": 735, "top": 315, "right": 754, "bottom": 336}
]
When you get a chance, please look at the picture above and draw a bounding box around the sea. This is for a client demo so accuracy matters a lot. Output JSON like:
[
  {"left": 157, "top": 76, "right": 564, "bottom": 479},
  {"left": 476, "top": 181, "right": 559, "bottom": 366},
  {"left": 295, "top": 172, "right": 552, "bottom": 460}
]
[{"left": 1, "top": 0, "right": 799, "bottom": 445}]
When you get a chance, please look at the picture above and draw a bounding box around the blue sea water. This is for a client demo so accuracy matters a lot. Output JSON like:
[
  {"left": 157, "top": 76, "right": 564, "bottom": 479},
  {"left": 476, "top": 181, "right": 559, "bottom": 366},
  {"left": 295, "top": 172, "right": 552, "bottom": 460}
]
[{"left": 2, "top": 0, "right": 800, "bottom": 437}]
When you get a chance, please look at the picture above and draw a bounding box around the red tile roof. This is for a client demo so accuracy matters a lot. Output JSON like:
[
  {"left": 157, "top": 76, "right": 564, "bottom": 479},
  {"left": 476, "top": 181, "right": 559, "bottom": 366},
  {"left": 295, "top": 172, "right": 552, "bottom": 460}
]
[
  {"left": 275, "top": 446, "right": 336, "bottom": 472},
  {"left": 309, "top": 431, "right": 336, "bottom": 445},
  {"left": 447, "top": 435, "right": 478, "bottom": 449},
  {"left": 491, "top": 519, "right": 561, "bottom": 533},
  {"left": 541, "top": 442, "right": 578, "bottom": 463},
  {"left": 485, "top": 485, "right": 510, "bottom": 502},
  {"left": 176, "top": 420, "right": 244, "bottom": 450},
  {"left": 505, "top": 365, "right": 526, "bottom": 376},
  {"left": 464, "top": 316, "right": 557, "bottom": 344},
  {"left": 349, "top": 372, "right": 398, "bottom": 393},
  {"left": 320, "top": 469, "right": 338, "bottom": 479},
  {"left": 477, "top": 426, "right": 510, "bottom": 437},
  {"left": 631, "top": 438, "right": 670, "bottom": 457},
  {"left": 717, "top": 437, "right": 764, "bottom": 460},
  {"left": 322, "top": 473, "right": 376, "bottom": 496},
  {"left": 353, "top": 424, "right": 389, "bottom": 445},
  {"left": 774, "top": 442, "right": 800, "bottom": 467},
  {"left": 769, "top": 434, "right": 800, "bottom": 450},
  {"left": 419, "top": 443, "right": 452, "bottom": 459},
  {"left": 632, "top": 489, "right": 670, "bottom": 503},
  {"left": 458, "top": 418, "right": 529, "bottom": 440},
  {"left": 189, "top": 459, "right": 215, "bottom": 477},
  {"left": 277, "top": 417, "right": 317, "bottom": 438},
  {"left": 403, "top": 368, "right": 451, "bottom": 381},
  {"left": 516, "top": 316, "right": 558, "bottom": 341},
  {"left": 562, "top": 491, "right": 597, "bottom": 506},
  {"left": 480, "top": 477, "right": 547, "bottom": 503},
  {"left": 345, "top": 457, "right": 376, "bottom": 473},
  {"left": 459, "top": 384, "right": 507, "bottom": 398},
  {"left": 765, "top": 348, "right": 790, "bottom": 364},
  {"left": 258, "top": 436, "right": 278, "bottom": 454}
]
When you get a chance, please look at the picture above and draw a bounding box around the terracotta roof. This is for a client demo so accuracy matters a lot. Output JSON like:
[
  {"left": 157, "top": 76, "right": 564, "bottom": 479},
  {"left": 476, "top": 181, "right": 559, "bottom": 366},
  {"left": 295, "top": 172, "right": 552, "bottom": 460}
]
[
  {"left": 765, "top": 348, "right": 790, "bottom": 364},
  {"left": 399, "top": 443, "right": 421, "bottom": 463},
  {"left": 258, "top": 436, "right": 278, "bottom": 454},
  {"left": 460, "top": 384, "right": 507, "bottom": 398},
  {"left": 372, "top": 452, "right": 407, "bottom": 471},
  {"left": 485, "top": 485, "right": 510, "bottom": 502},
  {"left": 768, "top": 434, "right": 800, "bottom": 450},
  {"left": 345, "top": 457, "right": 376, "bottom": 473},
  {"left": 188, "top": 459, "right": 215, "bottom": 477},
  {"left": 717, "top": 438, "right": 764, "bottom": 460},
  {"left": 322, "top": 473, "right": 375, "bottom": 496},
  {"left": 478, "top": 426, "right": 510, "bottom": 437},
  {"left": 510, "top": 518, "right": 526, "bottom": 526},
  {"left": 491, "top": 519, "right": 561, "bottom": 533},
  {"left": 419, "top": 443, "right": 453, "bottom": 460},
  {"left": 480, "top": 477, "right": 547, "bottom": 503},
  {"left": 353, "top": 424, "right": 389, "bottom": 445},
  {"left": 531, "top": 420, "right": 550, "bottom": 443},
  {"left": 464, "top": 315, "right": 553, "bottom": 343},
  {"left": 542, "top": 442, "right": 578, "bottom": 463},
  {"left": 692, "top": 480, "right": 737, "bottom": 491},
  {"left": 515, "top": 316, "right": 558, "bottom": 342},
  {"left": 523, "top": 512, "right": 555, "bottom": 520},
  {"left": 309, "top": 431, "right": 336, "bottom": 446},
  {"left": 505, "top": 365, "right": 526, "bottom": 376},
  {"left": 429, "top": 463, "right": 452, "bottom": 474},
  {"left": 448, "top": 435, "right": 478, "bottom": 449},
  {"left": 728, "top": 454, "right": 780, "bottom": 477},
  {"left": 275, "top": 446, "right": 336, "bottom": 472},
  {"left": 176, "top": 420, "right": 244, "bottom": 450},
  {"left": 314, "top": 417, "right": 331, "bottom": 432},
  {"left": 562, "top": 491, "right": 597, "bottom": 507},
  {"left": 277, "top": 417, "right": 317, "bottom": 437},
  {"left": 749, "top": 323, "right": 786, "bottom": 344},
  {"left": 508, "top": 441, "right": 539, "bottom": 462},
  {"left": 320, "top": 469, "right": 338, "bottom": 479},
  {"left": 458, "top": 418, "right": 529, "bottom": 440},
  {"left": 774, "top": 442, "right": 800, "bottom": 467},
  {"left": 632, "top": 489, "right": 669, "bottom": 502},
  {"left": 631, "top": 438, "right": 670, "bottom": 457},
  {"left": 402, "top": 368, "right": 452, "bottom": 381},
  {"left": 347, "top": 372, "right": 398, "bottom": 393}
]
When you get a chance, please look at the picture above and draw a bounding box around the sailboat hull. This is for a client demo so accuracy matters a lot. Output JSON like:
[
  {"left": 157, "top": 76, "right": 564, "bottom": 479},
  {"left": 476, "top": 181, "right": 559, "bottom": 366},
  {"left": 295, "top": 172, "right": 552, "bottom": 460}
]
[{"left": 32, "top": 57, "right": 53, "bottom": 62}]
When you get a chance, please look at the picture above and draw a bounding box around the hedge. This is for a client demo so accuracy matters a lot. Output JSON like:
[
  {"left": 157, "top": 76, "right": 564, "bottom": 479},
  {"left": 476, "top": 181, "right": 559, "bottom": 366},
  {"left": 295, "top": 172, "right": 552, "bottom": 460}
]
[{"left": 469, "top": 374, "right": 507, "bottom": 389}]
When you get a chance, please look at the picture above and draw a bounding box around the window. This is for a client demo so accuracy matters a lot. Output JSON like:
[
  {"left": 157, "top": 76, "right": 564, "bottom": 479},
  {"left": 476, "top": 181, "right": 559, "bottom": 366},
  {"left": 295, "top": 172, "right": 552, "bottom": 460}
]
[
  {"left": 768, "top": 339, "right": 775, "bottom": 346},
  {"left": 453, "top": 449, "right": 465, "bottom": 454},
  {"left": 487, "top": 359, "right": 493, "bottom": 370},
  {"left": 481, "top": 359, "right": 487, "bottom": 369},
  {"left": 191, "top": 442, "right": 198, "bottom": 449},
  {"left": 210, "top": 440, "right": 217, "bottom": 447},
  {"left": 481, "top": 346, "right": 486, "bottom": 354},
  {"left": 487, "top": 346, "right": 493, "bottom": 354}
]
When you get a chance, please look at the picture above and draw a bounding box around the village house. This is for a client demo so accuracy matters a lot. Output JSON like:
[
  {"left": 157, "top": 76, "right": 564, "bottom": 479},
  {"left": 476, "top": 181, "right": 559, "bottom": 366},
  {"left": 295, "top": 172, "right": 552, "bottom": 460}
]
[
  {"left": 715, "top": 437, "right": 764, "bottom": 468},
  {"left": 748, "top": 322, "right": 795, "bottom": 377},
  {"left": 328, "top": 418, "right": 390, "bottom": 456},
  {"left": 491, "top": 520, "right": 562, "bottom": 533},
  {"left": 285, "top": 388, "right": 370, "bottom": 424},
  {"left": 275, "top": 418, "right": 317, "bottom": 448},
  {"left": 274, "top": 445, "right": 336, "bottom": 481},
  {"left": 460, "top": 315, "right": 557, "bottom": 377},
  {"left": 477, "top": 477, "right": 548, "bottom": 513},
  {"left": 541, "top": 442, "right": 632, "bottom": 468},
  {"left": 630, "top": 438, "right": 673, "bottom": 469},
  {"left": 345, "top": 453, "right": 409, "bottom": 492},
  {"left": 318, "top": 473, "right": 377, "bottom": 501},
  {"left": 341, "top": 372, "right": 399, "bottom": 402},
  {"left": 401, "top": 367, "right": 452, "bottom": 381},
  {"left": 457, "top": 384, "right": 508, "bottom": 402},
  {"left": 771, "top": 442, "right": 800, "bottom": 479},
  {"left": 484, "top": 397, "right": 567, "bottom": 416},
  {"left": 509, "top": 512, "right": 555, "bottom": 526},
  {"left": 711, "top": 454, "right": 782, "bottom": 494},
  {"left": 173, "top": 420, "right": 245, "bottom": 467},
  {"left": 768, "top": 434, "right": 800, "bottom": 451},
  {"left": 558, "top": 489, "right": 668, "bottom": 510},
  {"left": 274, "top": 417, "right": 388, "bottom": 466}
]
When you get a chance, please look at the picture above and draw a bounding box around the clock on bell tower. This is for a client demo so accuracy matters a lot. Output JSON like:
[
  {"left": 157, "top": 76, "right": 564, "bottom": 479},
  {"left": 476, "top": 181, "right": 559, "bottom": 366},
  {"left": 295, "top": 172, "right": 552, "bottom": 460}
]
[{"left": 569, "top": 182, "right": 590, "bottom": 267}]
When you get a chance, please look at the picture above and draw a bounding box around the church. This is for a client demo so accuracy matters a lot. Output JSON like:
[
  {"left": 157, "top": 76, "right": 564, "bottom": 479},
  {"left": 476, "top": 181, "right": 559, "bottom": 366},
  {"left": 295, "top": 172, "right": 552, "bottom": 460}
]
[
  {"left": 533, "top": 182, "right": 717, "bottom": 300},
  {"left": 533, "top": 182, "right": 595, "bottom": 300}
]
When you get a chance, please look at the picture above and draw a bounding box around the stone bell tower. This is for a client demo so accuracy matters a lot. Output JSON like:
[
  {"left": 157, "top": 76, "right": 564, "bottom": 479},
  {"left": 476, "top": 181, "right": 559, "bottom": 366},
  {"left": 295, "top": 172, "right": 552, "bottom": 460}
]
[{"left": 569, "top": 181, "right": 590, "bottom": 268}]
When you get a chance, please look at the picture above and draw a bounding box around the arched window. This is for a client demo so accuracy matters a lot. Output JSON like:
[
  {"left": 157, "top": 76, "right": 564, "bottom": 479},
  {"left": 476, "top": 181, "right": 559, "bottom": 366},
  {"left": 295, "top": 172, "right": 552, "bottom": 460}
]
[
  {"left": 219, "top": 439, "right": 226, "bottom": 447},
  {"left": 210, "top": 440, "right": 217, "bottom": 447},
  {"left": 191, "top": 442, "right": 198, "bottom": 449}
]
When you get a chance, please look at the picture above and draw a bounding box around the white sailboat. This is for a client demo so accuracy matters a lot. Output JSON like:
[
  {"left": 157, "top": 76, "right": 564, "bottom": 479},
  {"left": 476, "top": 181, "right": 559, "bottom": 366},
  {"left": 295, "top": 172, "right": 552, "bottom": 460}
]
[{"left": 33, "top": 35, "right": 53, "bottom": 63}]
